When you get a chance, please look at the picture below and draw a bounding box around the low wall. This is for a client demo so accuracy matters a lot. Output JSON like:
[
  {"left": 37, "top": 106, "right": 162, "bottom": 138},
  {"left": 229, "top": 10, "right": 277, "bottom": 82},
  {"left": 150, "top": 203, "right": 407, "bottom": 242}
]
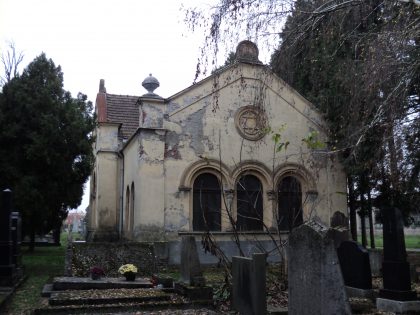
[
  {"left": 66, "top": 238, "right": 284, "bottom": 276},
  {"left": 166, "top": 239, "right": 284, "bottom": 265},
  {"left": 65, "top": 241, "right": 156, "bottom": 277}
]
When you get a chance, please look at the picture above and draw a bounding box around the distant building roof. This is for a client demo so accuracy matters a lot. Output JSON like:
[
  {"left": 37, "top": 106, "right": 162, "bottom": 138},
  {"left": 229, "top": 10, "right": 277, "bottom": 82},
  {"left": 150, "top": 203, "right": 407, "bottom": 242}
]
[{"left": 65, "top": 212, "right": 85, "bottom": 225}]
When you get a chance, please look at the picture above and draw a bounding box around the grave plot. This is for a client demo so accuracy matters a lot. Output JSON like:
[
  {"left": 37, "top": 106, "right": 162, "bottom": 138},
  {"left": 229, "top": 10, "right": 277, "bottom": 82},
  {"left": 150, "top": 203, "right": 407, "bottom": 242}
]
[{"left": 35, "top": 276, "right": 214, "bottom": 315}]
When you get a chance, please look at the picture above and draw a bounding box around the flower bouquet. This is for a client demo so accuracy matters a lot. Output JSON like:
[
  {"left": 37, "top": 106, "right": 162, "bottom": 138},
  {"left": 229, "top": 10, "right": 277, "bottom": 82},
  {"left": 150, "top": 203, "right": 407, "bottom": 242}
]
[
  {"left": 90, "top": 266, "right": 105, "bottom": 280},
  {"left": 118, "top": 264, "right": 138, "bottom": 281}
]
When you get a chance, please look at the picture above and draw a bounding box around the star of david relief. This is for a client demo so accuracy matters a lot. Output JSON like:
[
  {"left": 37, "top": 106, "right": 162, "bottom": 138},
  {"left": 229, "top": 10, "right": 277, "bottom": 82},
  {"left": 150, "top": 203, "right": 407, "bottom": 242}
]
[{"left": 235, "top": 106, "right": 266, "bottom": 141}]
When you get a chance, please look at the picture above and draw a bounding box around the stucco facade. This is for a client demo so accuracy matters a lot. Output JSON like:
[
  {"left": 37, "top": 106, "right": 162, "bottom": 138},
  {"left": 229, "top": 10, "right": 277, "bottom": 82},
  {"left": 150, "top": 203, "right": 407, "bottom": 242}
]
[{"left": 87, "top": 41, "right": 347, "bottom": 262}]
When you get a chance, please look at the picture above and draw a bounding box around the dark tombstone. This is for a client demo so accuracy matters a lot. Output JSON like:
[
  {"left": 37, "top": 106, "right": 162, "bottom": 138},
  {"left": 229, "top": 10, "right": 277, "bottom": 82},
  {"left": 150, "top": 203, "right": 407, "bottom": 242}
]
[
  {"left": 0, "top": 189, "right": 17, "bottom": 286},
  {"left": 288, "top": 220, "right": 351, "bottom": 315},
  {"left": 379, "top": 206, "right": 416, "bottom": 301},
  {"left": 232, "top": 253, "right": 266, "bottom": 315},
  {"left": 337, "top": 240, "right": 372, "bottom": 289},
  {"left": 179, "top": 235, "right": 204, "bottom": 286},
  {"left": 330, "top": 211, "right": 348, "bottom": 228},
  {"left": 11, "top": 212, "right": 23, "bottom": 269},
  {"left": 329, "top": 211, "right": 350, "bottom": 248}
]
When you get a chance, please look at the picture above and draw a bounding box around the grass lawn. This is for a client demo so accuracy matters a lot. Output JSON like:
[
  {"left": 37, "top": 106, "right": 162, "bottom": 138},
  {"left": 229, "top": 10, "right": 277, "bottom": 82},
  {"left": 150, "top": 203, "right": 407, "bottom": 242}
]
[
  {"left": 358, "top": 234, "right": 420, "bottom": 249},
  {"left": 3, "top": 233, "right": 70, "bottom": 314}
]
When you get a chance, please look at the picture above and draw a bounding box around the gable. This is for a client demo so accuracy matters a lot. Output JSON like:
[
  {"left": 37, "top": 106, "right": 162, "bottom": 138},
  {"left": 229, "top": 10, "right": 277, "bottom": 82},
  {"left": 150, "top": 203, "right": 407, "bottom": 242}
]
[
  {"left": 166, "top": 62, "right": 327, "bottom": 147},
  {"left": 167, "top": 62, "right": 325, "bottom": 134}
]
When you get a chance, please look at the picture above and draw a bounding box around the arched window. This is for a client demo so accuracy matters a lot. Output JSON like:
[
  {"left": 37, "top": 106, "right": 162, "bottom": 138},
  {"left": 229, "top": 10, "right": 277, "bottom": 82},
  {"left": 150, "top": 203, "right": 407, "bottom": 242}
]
[
  {"left": 130, "top": 182, "right": 135, "bottom": 232},
  {"left": 193, "top": 173, "right": 221, "bottom": 231},
  {"left": 236, "top": 175, "right": 263, "bottom": 231},
  {"left": 125, "top": 186, "right": 130, "bottom": 232},
  {"left": 278, "top": 176, "right": 303, "bottom": 231}
]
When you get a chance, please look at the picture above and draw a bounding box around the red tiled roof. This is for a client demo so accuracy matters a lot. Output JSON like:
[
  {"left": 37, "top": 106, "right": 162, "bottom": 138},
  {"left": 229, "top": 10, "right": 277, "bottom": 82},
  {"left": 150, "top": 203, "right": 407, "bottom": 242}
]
[{"left": 106, "top": 94, "right": 139, "bottom": 140}]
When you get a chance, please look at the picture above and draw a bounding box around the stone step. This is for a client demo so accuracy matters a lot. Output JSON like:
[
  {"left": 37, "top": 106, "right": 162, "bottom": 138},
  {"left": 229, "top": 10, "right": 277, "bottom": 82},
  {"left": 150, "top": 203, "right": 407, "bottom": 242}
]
[
  {"left": 52, "top": 276, "right": 153, "bottom": 291},
  {"left": 41, "top": 283, "right": 54, "bottom": 297},
  {"left": 35, "top": 298, "right": 214, "bottom": 315},
  {"left": 48, "top": 288, "right": 169, "bottom": 306},
  {"left": 349, "top": 297, "right": 376, "bottom": 314}
]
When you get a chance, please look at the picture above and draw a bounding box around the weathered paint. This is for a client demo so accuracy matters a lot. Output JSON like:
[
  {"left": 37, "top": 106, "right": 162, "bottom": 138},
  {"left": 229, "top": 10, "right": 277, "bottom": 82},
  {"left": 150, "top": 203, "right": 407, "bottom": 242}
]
[{"left": 89, "top": 60, "right": 347, "bottom": 248}]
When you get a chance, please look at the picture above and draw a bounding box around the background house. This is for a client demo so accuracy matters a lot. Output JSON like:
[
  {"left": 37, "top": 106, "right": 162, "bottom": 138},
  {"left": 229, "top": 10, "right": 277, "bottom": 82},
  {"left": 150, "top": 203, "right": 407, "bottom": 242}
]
[{"left": 64, "top": 211, "right": 85, "bottom": 234}]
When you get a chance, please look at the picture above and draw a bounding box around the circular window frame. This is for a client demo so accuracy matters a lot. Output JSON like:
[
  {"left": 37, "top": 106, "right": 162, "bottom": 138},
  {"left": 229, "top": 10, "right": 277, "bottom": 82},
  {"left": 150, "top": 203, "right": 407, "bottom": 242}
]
[{"left": 234, "top": 106, "right": 266, "bottom": 141}]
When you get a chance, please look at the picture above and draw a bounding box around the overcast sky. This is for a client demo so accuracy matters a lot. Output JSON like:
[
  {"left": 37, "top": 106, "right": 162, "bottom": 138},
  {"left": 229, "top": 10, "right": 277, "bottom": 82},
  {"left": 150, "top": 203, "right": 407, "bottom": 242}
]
[{"left": 0, "top": 0, "right": 275, "bottom": 212}]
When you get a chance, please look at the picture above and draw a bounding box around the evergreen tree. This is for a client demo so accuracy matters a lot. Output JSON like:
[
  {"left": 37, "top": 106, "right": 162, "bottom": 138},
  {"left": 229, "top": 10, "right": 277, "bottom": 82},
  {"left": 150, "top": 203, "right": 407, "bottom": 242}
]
[
  {"left": 271, "top": 0, "right": 419, "bottom": 239},
  {"left": 0, "top": 53, "right": 94, "bottom": 250}
]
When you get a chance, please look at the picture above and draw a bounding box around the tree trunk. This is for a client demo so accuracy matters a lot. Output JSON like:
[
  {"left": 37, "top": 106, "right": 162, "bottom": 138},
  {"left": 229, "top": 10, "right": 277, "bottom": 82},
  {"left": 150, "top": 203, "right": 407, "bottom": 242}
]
[
  {"left": 53, "top": 222, "right": 61, "bottom": 245},
  {"left": 29, "top": 225, "right": 35, "bottom": 252},
  {"left": 348, "top": 176, "right": 357, "bottom": 241},
  {"left": 387, "top": 110, "right": 400, "bottom": 194},
  {"left": 359, "top": 176, "right": 367, "bottom": 248},
  {"left": 368, "top": 189, "right": 375, "bottom": 248}
]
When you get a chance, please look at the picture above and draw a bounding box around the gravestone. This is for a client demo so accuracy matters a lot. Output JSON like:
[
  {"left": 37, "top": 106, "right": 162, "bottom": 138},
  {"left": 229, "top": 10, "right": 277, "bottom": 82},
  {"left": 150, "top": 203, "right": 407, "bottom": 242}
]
[
  {"left": 0, "top": 189, "right": 18, "bottom": 286},
  {"left": 288, "top": 220, "right": 351, "bottom": 315},
  {"left": 337, "top": 240, "right": 372, "bottom": 289},
  {"left": 179, "top": 236, "right": 204, "bottom": 286},
  {"left": 232, "top": 253, "right": 266, "bottom": 315},
  {"left": 11, "top": 212, "right": 22, "bottom": 269},
  {"left": 175, "top": 236, "right": 212, "bottom": 301},
  {"left": 330, "top": 211, "right": 348, "bottom": 228},
  {"left": 379, "top": 206, "right": 416, "bottom": 301},
  {"left": 329, "top": 211, "right": 350, "bottom": 248}
]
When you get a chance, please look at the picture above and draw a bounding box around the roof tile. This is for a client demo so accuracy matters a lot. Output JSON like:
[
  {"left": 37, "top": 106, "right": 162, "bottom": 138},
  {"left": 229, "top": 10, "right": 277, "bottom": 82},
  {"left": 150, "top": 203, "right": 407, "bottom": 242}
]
[{"left": 106, "top": 94, "right": 139, "bottom": 140}]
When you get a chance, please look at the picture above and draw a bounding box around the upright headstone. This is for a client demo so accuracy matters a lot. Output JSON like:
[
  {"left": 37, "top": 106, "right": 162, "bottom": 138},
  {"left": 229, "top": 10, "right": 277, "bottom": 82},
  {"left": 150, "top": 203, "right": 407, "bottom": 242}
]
[
  {"left": 379, "top": 206, "right": 416, "bottom": 301},
  {"left": 288, "top": 220, "right": 351, "bottom": 315},
  {"left": 329, "top": 211, "right": 350, "bottom": 248},
  {"left": 337, "top": 240, "right": 372, "bottom": 289},
  {"left": 179, "top": 236, "right": 204, "bottom": 286},
  {"left": 10, "top": 211, "right": 23, "bottom": 270},
  {"left": 232, "top": 253, "right": 266, "bottom": 315},
  {"left": 330, "top": 211, "right": 348, "bottom": 228},
  {"left": 0, "top": 189, "right": 16, "bottom": 286}
]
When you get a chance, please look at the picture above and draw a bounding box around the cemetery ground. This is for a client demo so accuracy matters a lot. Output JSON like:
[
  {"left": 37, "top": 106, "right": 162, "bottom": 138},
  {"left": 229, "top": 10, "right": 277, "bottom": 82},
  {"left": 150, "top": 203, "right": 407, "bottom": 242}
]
[{"left": 1, "top": 233, "right": 420, "bottom": 315}]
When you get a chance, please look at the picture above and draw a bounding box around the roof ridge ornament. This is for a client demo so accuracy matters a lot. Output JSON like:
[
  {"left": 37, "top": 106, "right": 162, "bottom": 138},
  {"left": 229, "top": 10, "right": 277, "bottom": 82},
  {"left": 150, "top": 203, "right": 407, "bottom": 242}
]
[
  {"left": 141, "top": 73, "right": 162, "bottom": 98},
  {"left": 235, "top": 40, "right": 262, "bottom": 64}
]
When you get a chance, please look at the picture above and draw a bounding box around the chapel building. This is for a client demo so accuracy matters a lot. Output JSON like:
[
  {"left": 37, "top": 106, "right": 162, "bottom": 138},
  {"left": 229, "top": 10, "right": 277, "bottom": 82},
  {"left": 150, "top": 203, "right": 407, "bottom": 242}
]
[{"left": 86, "top": 41, "right": 347, "bottom": 263}]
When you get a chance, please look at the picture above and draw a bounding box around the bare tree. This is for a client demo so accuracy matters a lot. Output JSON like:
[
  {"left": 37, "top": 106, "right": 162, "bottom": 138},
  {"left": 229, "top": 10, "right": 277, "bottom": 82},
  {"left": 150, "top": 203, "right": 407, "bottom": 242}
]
[{"left": 1, "top": 41, "right": 24, "bottom": 86}]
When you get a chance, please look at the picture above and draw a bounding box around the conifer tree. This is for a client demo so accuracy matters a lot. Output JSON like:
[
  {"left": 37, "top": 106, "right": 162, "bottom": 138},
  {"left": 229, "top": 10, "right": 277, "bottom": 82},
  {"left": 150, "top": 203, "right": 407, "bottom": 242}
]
[
  {"left": 0, "top": 53, "right": 94, "bottom": 250},
  {"left": 271, "top": 0, "right": 419, "bottom": 239}
]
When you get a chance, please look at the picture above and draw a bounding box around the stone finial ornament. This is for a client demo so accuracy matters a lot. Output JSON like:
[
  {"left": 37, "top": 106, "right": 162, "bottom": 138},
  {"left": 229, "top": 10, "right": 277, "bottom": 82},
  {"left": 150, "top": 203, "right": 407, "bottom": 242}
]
[
  {"left": 142, "top": 74, "right": 160, "bottom": 95},
  {"left": 235, "top": 40, "right": 262, "bottom": 64}
]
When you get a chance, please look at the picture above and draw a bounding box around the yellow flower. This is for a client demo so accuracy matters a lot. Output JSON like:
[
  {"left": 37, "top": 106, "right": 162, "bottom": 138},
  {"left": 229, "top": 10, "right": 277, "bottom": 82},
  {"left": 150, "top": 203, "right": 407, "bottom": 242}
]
[{"left": 118, "top": 264, "right": 138, "bottom": 274}]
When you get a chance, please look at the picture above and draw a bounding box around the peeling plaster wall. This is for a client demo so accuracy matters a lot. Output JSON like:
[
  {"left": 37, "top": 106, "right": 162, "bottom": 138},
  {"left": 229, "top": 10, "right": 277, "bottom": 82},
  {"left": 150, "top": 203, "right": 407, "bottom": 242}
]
[
  {"left": 101, "top": 62, "right": 347, "bottom": 244},
  {"left": 96, "top": 123, "right": 120, "bottom": 151},
  {"left": 89, "top": 123, "right": 121, "bottom": 240},
  {"left": 160, "top": 63, "right": 347, "bottom": 235},
  {"left": 137, "top": 129, "right": 166, "bottom": 236},
  {"left": 140, "top": 100, "right": 165, "bottom": 129},
  {"left": 122, "top": 135, "right": 138, "bottom": 238},
  {"left": 123, "top": 129, "right": 168, "bottom": 241}
]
